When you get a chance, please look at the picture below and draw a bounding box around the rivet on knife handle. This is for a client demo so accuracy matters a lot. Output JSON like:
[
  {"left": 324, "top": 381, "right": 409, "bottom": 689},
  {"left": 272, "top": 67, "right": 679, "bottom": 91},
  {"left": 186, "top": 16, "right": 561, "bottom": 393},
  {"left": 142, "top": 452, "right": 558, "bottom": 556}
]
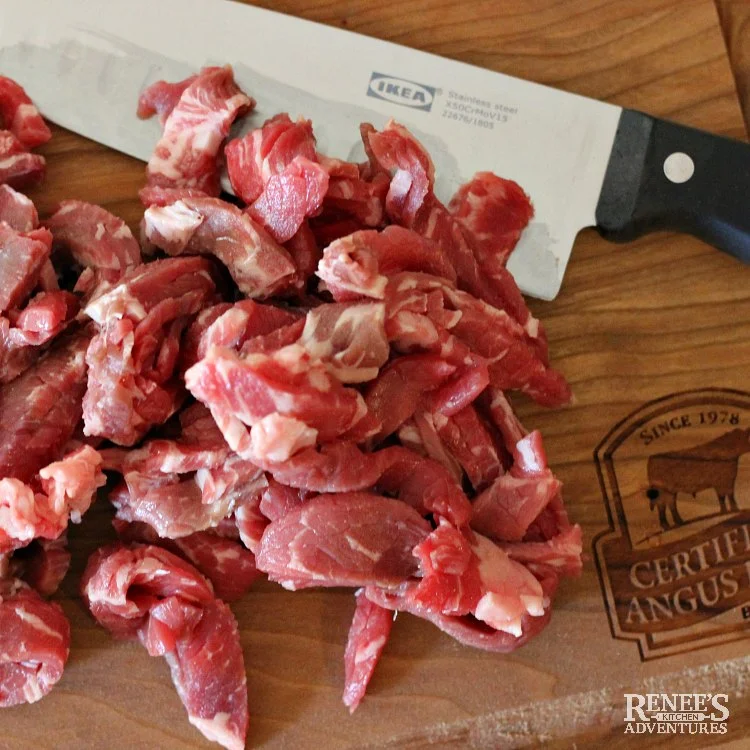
[{"left": 595, "top": 109, "right": 750, "bottom": 264}]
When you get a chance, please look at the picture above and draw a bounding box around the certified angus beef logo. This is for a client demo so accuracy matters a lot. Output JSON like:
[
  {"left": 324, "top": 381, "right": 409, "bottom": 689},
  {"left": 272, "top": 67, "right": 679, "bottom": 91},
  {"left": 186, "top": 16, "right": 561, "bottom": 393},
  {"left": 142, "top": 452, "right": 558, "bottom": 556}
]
[{"left": 593, "top": 388, "right": 750, "bottom": 660}]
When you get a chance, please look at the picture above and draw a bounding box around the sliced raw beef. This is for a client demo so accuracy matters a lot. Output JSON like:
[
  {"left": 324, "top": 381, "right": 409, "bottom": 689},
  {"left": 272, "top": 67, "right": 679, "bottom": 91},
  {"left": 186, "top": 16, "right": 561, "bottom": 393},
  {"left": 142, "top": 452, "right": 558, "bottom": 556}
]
[
  {"left": 408, "top": 522, "right": 546, "bottom": 636},
  {"left": 225, "top": 113, "right": 317, "bottom": 204},
  {"left": 1, "top": 291, "right": 79, "bottom": 384},
  {"left": 471, "top": 465, "right": 561, "bottom": 541},
  {"left": 180, "top": 299, "right": 300, "bottom": 372},
  {"left": 185, "top": 343, "right": 372, "bottom": 459},
  {"left": 10, "top": 535, "right": 71, "bottom": 596},
  {"left": 0, "top": 77, "right": 52, "bottom": 148},
  {"left": 364, "top": 121, "right": 546, "bottom": 357},
  {"left": 449, "top": 172, "right": 534, "bottom": 268},
  {"left": 384, "top": 272, "right": 570, "bottom": 407},
  {"left": 432, "top": 405, "right": 502, "bottom": 491},
  {"left": 0, "top": 445, "right": 104, "bottom": 555},
  {"left": 0, "top": 185, "right": 38, "bottom": 231},
  {"left": 44, "top": 200, "right": 141, "bottom": 276},
  {"left": 0, "top": 328, "right": 90, "bottom": 482},
  {"left": 343, "top": 589, "right": 393, "bottom": 712},
  {"left": 0, "top": 132, "right": 45, "bottom": 189},
  {"left": 143, "top": 197, "right": 296, "bottom": 298},
  {"left": 283, "top": 221, "right": 321, "bottom": 292},
  {"left": 143, "top": 65, "right": 254, "bottom": 195},
  {"left": 320, "top": 153, "right": 389, "bottom": 228},
  {"left": 365, "top": 567, "right": 557, "bottom": 653},
  {"left": 397, "top": 414, "right": 463, "bottom": 483},
  {"left": 0, "top": 221, "right": 51, "bottom": 312},
  {"left": 317, "top": 226, "right": 455, "bottom": 302},
  {"left": 498, "top": 524, "right": 583, "bottom": 578},
  {"left": 0, "top": 579, "right": 70, "bottom": 707},
  {"left": 114, "top": 520, "right": 260, "bottom": 602},
  {"left": 81, "top": 543, "right": 248, "bottom": 750},
  {"left": 82, "top": 257, "right": 217, "bottom": 445},
  {"left": 138, "top": 185, "right": 209, "bottom": 208},
  {"left": 248, "top": 156, "right": 329, "bottom": 243},
  {"left": 101, "top": 402, "right": 229, "bottom": 476},
  {"left": 256, "top": 492, "right": 430, "bottom": 590},
  {"left": 258, "top": 478, "right": 309, "bottom": 521},
  {"left": 111, "top": 474, "right": 234, "bottom": 539},
  {"left": 298, "top": 301, "right": 389, "bottom": 383},
  {"left": 137, "top": 74, "right": 198, "bottom": 124}
]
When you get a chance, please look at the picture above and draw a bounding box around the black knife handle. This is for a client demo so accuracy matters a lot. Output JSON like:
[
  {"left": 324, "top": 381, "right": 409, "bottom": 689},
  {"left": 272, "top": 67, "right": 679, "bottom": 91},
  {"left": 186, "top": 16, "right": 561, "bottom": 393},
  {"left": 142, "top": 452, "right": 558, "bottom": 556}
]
[{"left": 595, "top": 109, "right": 750, "bottom": 263}]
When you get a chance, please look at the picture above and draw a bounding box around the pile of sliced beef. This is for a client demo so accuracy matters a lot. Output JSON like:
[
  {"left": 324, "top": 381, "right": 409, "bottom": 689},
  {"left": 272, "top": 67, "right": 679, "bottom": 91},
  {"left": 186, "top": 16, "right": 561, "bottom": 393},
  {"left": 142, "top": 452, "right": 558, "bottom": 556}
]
[{"left": 0, "top": 68, "right": 581, "bottom": 749}]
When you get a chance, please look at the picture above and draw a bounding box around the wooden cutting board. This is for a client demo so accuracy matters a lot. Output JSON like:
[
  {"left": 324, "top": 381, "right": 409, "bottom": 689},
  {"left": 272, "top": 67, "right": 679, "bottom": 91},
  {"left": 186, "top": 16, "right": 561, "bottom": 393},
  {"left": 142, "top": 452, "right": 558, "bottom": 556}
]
[{"left": 4, "top": 1, "right": 750, "bottom": 748}]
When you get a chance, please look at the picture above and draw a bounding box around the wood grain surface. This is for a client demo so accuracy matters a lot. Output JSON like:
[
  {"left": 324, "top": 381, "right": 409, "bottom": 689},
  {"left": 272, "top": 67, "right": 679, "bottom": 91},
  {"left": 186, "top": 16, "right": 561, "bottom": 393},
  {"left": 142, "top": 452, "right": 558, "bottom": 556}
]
[
  {"left": 716, "top": 0, "right": 750, "bottom": 127},
  {"left": 4, "top": 1, "right": 750, "bottom": 749}
]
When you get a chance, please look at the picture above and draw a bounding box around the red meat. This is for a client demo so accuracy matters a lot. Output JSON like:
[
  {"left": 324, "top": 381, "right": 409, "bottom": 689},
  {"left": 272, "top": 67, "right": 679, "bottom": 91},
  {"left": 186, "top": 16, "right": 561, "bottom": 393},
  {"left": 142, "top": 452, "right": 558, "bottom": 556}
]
[
  {"left": 256, "top": 492, "right": 430, "bottom": 590},
  {"left": 0, "top": 185, "right": 38, "bottom": 232},
  {"left": 144, "top": 66, "right": 254, "bottom": 195},
  {"left": 0, "top": 579, "right": 69, "bottom": 707},
  {"left": 81, "top": 544, "right": 248, "bottom": 750},
  {"left": 0, "top": 77, "right": 52, "bottom": 148},
  {"left": 44, "top": 200, "right": 141, "bottom": 275},
  {"left": 142, "top": 196, "right": 296, "bottom": 298},
  {"left": 343, "top": 589, "right": 393, "bottom": 712},
  {"left": 0, "top": 221, "right": 51, "bottom": 312}
]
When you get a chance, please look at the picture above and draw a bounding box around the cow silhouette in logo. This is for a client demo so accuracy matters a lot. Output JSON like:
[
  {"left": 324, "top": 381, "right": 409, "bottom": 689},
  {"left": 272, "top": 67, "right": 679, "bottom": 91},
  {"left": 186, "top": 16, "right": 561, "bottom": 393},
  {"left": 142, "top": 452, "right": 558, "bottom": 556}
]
[{"left": 645, "top": 427, "right": 750, "bottom": 531}]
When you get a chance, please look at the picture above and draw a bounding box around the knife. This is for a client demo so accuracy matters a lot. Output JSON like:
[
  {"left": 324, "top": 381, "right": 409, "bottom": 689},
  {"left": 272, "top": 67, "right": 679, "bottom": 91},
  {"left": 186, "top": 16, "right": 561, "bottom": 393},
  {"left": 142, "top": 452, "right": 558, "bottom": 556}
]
[{"left": 2, "top": 0, "right": 748, "bottom": 300}]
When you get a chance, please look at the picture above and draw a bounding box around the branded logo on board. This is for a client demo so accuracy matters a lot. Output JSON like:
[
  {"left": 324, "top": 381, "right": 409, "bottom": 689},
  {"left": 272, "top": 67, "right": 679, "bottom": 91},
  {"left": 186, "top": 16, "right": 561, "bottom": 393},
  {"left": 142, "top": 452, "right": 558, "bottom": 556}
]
[
  {"left": 367, "top": 73, "right": 436, "bottom": 111},
  {"left": 593, "top": 389, "right": 750, "bottom": 660},
  {"left": 623, "top": 692, "right": 730, "bottom": 736}
]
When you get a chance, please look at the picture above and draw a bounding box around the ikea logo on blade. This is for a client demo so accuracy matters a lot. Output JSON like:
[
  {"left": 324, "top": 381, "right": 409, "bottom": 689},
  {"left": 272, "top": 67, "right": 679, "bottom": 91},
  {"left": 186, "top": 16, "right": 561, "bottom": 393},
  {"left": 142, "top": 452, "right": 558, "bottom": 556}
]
[{"left": 367, "top": 73, "right": 436, "bottom": 112}]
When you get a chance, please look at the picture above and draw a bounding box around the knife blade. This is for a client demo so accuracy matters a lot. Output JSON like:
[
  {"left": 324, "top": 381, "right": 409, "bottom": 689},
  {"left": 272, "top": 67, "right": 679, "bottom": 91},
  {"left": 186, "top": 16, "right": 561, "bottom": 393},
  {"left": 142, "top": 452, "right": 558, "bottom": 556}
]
[{"left": 1, "top": 0, "right": 748, "bottom": 300}]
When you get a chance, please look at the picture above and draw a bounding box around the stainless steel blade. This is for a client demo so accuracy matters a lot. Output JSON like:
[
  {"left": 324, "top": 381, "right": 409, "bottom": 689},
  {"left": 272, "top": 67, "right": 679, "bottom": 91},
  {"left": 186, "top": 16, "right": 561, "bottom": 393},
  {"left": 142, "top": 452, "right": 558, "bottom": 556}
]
[{"left": 0, "top": 0, "right": 622, "bottom": 299}]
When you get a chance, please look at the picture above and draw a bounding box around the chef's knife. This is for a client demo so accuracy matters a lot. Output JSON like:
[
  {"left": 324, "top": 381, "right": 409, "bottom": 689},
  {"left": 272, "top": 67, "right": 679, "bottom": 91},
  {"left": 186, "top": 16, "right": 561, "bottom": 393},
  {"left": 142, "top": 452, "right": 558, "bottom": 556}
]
[{"left": 2, "top": 0, "right": 748, "bottom": 300}]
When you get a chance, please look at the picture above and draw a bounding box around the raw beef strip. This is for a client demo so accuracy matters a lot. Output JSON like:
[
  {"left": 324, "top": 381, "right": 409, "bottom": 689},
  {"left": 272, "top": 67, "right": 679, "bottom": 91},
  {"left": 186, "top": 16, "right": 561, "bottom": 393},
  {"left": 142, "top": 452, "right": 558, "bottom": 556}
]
[
  {"left": 364, "top": 121, "right": 546, "bottom": 356},
  {"left": 317, "top": 226, "right": 455, "bottom": 302},
  {"left": 0, "top": 131, "right": 45, "bottom": 189},
  {"left": 343, "top": 589, "right": 393, "bottom": 712},
  {"left": 1, "top": 291, "right": 79, "bottom": 384},
  {"left": 144, "top": 65, "right": 253, "bottom": 195},
  {"left": 471, "top": 463, "right": 561, "bottom": 542},
  {"left": 408, "top": 522, "right": 546, "bottom": 636},
  {"left": 0, "top": 327, "right": 90, "bottom": 482},
  {"left": 82, "top": 257, "right": 217, "bottom": 445},
  {"left": 0, "top": 185, "right": 38, "bottom": 231},
  {"left": 180, "top": 299, "right": 300, "bottom": 372},
  {"left": 0, "top": 77, "right": 52, "bottom": 148},
  {"left": 283, "top": 221, "right": 321, "bottom": 292},
  {"left": 185, "top": 343, "right": 372, "bottom": 459},
  {"left": 142, "top": 197, "right": 296, "bottom": 298},
  {"left": 248, "top": 156, "right": 329, "bottom": 243},
  {"left": 320, "top": 152, "right": 389, "bottom": 227},
  {"left": 111, "top": 474, "right": 234, "bottom": 539},
  {"left": 256, "top": 492, "right": 430, "bottom": 590},
  {"left": 316, "top": 230, "right": 387, "bottom": 301},
  {"left": 258, "top": 478, "right": 309, "bottom": 521},
  {"left": 114, "top": 519, "right": 260, "bottom": 602},
  {"left": 10, "top": 535, "right": 71, "bottom": 596},
  {"left": 101, "top": 402, "right": 229, "bottom": 476},
  {"left": 225, "top": 113, "right": 317, "bottom": 205},
  {"left": 298, "top": 301, "right": 389, "bottom": 383},
  {"left": 498, "top": 524, "right": 583, "bottom": 578},
  {"left": 433, "top": 405, "right": 502, "bottom": 491},
  {"left": 385, "top": 272, "right": 570, "bottom": 407},
  {"left": 138, "top": 185, "right": 209, "bottom": 208},
  {"left": 44, "top": 200, "right": 141, "bottom": 276},
  {"left": 0, "top": 579, "right": 69, "bottom": 707},
  {"left": 81, "top": 544, "right": 248, "bottom": 750},
  {"left": 0, "top": 221, "right": 51, "bottom": 312},
  {"left": 365, "top": 567, "right": 557, "bottom": 652},
  {"left": 137, "top": 74, "right": 198, "bottom": 124},
  {"left": 449, "top": 172, "right": 534, "bottom": 268},
  {"left": 0, "top": 445, "right": 104, "bottom": 555},
  {"left": 397, "top": 414, "right": 463, "bottom": 483},
  {"left": 364, "top": 354, "right": 458, "bottom": 440}
]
